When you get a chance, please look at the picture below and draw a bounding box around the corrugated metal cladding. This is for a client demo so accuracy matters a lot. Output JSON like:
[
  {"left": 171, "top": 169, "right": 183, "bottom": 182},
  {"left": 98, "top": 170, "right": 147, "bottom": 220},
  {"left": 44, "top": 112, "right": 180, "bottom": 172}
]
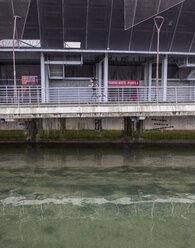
[{"left": 0, "top": 0, "right": 195, "bottom": 53}]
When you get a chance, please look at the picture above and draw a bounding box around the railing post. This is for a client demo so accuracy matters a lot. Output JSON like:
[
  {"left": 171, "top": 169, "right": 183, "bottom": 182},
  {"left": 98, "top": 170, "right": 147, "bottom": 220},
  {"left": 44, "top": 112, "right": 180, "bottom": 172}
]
[
  {"left": 29, "top": 87, "right": 31, "bottom": 104},
  {"left": 78, "top": 87, "right": 80, "bottom": 104},
  {"left": 118, "top": 88, "right": 119, "bottom": 104},
  {"left": 37, "top": 86, "right": 39, "bottom": 105},
  {"left": 45, "top": 87, "right": 47, "bottom": 104},
  {"left": 17, "top": 87, "right": 20, "bottom": 107},
  {"left": 57, "top": 88, "right": 60, "bottom": 104},
  {"left": 5, "top": 86, "right": 8, "bottom": 104},
  {"left": 194, "top": 87, "right": 195, "bottom": 103},
  {"left": 21, "top": 86, "right": 24, "bottom": 104},
  {"left": 137, "top": 88, "right": 139, "bottom": 105}
]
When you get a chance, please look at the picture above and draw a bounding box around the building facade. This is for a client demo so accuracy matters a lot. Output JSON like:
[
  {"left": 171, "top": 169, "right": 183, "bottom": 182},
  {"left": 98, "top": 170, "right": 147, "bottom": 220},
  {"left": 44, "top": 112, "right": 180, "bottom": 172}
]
[{"left": 0, "top": 0, "right": 195, "bottom": 141}]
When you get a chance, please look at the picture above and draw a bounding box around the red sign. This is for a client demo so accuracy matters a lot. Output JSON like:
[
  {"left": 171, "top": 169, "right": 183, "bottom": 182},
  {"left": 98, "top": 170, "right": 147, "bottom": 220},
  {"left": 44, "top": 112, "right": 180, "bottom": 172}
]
[
  {"left": 22, "top": 76, "right": 38, "bottom": 85},
  {"left": 108, "top": 80, "right": 139, "bottom": 87}
]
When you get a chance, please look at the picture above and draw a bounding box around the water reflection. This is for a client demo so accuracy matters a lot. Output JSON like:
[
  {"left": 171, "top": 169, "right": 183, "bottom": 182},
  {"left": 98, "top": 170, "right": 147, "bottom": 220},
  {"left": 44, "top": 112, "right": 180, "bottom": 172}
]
[{"left": 0, "top": 144, "right": 194, "bottom": 248}]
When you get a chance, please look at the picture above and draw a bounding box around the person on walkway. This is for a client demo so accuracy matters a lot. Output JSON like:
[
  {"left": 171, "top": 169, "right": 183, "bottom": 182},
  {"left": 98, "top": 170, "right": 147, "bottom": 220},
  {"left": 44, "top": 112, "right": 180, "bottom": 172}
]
[{"left": 89, "top": 77, "right": 98, "bottom": 101}]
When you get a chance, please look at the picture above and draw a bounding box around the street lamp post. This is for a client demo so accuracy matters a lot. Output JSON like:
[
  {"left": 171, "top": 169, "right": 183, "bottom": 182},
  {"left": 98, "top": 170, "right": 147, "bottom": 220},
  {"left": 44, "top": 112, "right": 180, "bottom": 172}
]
[
  {"left": 13, "top": 15, "right": 21, "bottom": 102},
  {"left": 154, "top": 16, "right": 164, "bottom": 102}
]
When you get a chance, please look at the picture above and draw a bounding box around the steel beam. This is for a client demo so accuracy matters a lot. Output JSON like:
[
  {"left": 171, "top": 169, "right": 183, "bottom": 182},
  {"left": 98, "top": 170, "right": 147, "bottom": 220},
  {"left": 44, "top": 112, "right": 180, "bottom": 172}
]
[
  {"left": 189, "top": 32, "right": 195, "bottom": 52},
  {"left": 62, "top": 0, "right": 65, "bottom": 48},
  {"left": 169, "top": 2, "right": 184, "bottom": 52},
  {"left": 36, "top": 0, "right": 42, "bottom": 47},
  {"left": 107, "top": 0, "right": 113, "bottom": 49},
  {"left": 85, "top": 0, "right": 90, "bottom": 49},
  {"left": 21, "top": 0, "right": 32, "bottom": 40},
  {"left": 2, "top": 48, "right": 195, "bottom": 56}
]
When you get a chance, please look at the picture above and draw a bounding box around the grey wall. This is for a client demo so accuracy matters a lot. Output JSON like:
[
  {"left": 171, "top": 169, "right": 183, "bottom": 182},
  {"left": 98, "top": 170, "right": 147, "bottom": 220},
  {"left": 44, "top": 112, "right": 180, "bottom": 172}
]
[
  {"left": 0, "top": 64, "right": 41, "bottom": 85},
  {"left": 1, "top": 116, "right": 195, "bottom": 132},
  {"left": 145, "top": 116, "right": 195, "bottom": 130},
  {"left": 50, "top": 80, "right": 90, "bottom": 87}
]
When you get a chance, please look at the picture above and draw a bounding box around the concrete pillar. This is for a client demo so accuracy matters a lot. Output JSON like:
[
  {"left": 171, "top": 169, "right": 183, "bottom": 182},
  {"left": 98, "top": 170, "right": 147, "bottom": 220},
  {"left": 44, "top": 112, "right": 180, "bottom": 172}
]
[
  {"left": 45, "top": 64, "right": 49, "bottom": 103},
  {"left": 144, "top": 64, "right": 148, "bottom": 86},
  {"left": 144, "top": 64, "right": 148, "bottom": 101},
  {"left": 96, "top": 63, "right": 98, "bottom": 80},
  {"left": 0, "top": 65, "right": 3, "bottom": 80},
  {"left": 104, "top": 53, "right": 108, "bottom": 102},
  {"left": 124, "top": 117, "right": 131, "bottom": 136},
  {"left": 124, "top": 117, "right": 144, "bottom": 137},
  {"left": 40, "top": 53, "right": 45, "bottom": 103},
  {"left": 161, "top": 55, "right": 168, "bottom": 102},
  {"left": 148, "top": 63, "right": 152, "bottom": 101},
  {"left": 98, "top": 62, "right": 102, "bottom": 102},
  {"left": 137, "top": 120, "right": 144, "bottom": 135}
]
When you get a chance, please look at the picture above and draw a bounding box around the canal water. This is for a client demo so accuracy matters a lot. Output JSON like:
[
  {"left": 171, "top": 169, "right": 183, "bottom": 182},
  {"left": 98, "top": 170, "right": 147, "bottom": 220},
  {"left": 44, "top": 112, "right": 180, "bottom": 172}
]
[{"left": 0, "top": 144, "right": 194, "bottom": 248}]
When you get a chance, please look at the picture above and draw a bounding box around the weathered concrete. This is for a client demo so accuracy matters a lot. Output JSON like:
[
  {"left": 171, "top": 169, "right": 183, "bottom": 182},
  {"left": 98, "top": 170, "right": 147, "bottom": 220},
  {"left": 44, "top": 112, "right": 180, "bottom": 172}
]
[
  {"left": 0, "top": 116, "right": 195, "bottom": 142},
  {"left": 0, "top": 103, "right": 195, "bottom": 119},
  {"left": 145, "top": 116, "right": 195, "bottom": 130}
]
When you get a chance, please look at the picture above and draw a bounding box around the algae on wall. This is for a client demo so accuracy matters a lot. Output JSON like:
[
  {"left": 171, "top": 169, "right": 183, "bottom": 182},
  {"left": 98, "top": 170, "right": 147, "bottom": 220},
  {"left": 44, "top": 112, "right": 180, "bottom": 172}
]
[
  {"left": 0, "top": 117, "right": 195, "bottom": 142},
  {"left": 0, "top": 118, "right": 124, "bottom": 142},
  {"left": 39, "top": 130, "right": 124, "bottom": 140},
  {"left": 140, "top": 130, "right": 195, "bottom": 140},
  {"left": 0, "top": 130, "right": 28, "bottom": 140}
]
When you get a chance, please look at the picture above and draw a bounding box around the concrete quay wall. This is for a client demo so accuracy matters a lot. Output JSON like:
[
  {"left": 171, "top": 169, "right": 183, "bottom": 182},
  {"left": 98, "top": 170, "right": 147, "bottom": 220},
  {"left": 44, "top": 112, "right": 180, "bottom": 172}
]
[
  {"left": 0, "top": 115, "right": 195, "bottom": 143},
  {"left": 0, "top": 103, "right": 195, "bottom": 119},
  {"left": 0, "top": 103, "right": 195, "bottom": 142}
]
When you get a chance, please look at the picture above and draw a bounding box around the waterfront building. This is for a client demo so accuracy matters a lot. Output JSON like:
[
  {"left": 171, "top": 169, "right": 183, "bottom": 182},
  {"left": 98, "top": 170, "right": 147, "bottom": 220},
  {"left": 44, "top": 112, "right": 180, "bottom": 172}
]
[{"left": 0, "top": 0, "right": 195, "bottom": 141}]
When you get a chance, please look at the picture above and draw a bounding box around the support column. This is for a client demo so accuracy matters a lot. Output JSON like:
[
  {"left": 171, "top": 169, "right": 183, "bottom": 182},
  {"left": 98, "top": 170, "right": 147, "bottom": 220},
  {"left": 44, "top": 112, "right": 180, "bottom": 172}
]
[
  {"left": 148, "top": 63, "right": 152, "bottom": 101},
  {"left": 40, "top": 53, "right": 45, "bottom": 103},
  {"left": 45, "top": 64, "right": 49, "bottom": 103},
  {"left": 96, "top": 63, "right": 98, "bottom": 80},
  {"left": 144, "top": 64, "right": 148, "bottom": 102},
  {"left": 161, "top": 55, "right": 168, "bottom": 102},
  {"left": 98, "top": 62, "right": 102, "bottom": 102},
  {"left": 104, "top": 53, "right": 108, "bottom": 102}
]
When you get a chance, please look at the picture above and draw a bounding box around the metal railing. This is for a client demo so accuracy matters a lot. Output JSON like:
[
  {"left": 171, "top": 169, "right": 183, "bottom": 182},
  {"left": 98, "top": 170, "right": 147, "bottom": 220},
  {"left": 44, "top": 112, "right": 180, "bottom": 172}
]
[{"left": 0, "top": 86, "right": 195, "bottom": 105}]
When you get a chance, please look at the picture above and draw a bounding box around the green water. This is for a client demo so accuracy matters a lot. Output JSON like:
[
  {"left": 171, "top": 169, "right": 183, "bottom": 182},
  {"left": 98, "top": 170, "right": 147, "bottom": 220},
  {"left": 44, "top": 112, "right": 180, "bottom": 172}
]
[{"left": 0, "top": 144, "right": 194, "bottom": 248}]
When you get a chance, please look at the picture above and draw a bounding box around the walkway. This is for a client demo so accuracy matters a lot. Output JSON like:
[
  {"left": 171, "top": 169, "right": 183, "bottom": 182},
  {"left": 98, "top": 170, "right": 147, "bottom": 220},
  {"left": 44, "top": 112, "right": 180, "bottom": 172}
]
[{"left": 0, "top": 86, "right": 195, "bottom": 119}]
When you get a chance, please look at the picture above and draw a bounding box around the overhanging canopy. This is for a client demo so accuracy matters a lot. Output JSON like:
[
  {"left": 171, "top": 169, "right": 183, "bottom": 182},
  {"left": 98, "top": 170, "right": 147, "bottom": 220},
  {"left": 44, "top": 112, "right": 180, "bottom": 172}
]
[{"left": 0, "top": 0, "right": 195, "bottom": 53}]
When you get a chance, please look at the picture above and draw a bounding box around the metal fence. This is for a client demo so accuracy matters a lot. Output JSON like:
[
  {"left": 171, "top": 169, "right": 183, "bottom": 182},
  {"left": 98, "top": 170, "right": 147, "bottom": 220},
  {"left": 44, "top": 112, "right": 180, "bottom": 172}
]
[{"left": 0, "top": 86, "right": 195, "bottom": 105}]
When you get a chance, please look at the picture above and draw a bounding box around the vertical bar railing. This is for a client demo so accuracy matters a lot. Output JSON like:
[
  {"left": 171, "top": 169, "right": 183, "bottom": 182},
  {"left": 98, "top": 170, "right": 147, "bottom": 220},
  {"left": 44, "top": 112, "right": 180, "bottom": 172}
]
[
  {"left": 0, "top": 86, "right": 195, "bottom": 105},
  {"left": 5, "top": 86, "right": 8, "bottom": 104}
]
